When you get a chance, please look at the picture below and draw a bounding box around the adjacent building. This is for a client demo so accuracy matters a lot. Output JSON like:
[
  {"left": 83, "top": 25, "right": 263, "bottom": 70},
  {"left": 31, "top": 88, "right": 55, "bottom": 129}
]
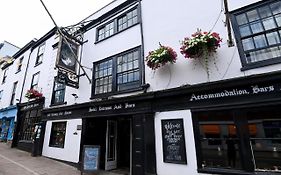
[{"left": 0, "top": 41, "right": 20, "bottom": 142}]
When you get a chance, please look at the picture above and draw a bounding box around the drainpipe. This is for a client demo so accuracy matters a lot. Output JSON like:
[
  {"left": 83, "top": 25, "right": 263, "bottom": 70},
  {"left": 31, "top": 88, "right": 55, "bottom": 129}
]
[
  {"left": 138, "top": 0, "right": 146, "bottom": 87},
  {"left": 224, "top": 0, "right": 234, "bottom": 47},
  {"left": 19, "top": 48, "right": 33, "bottom": 103}
]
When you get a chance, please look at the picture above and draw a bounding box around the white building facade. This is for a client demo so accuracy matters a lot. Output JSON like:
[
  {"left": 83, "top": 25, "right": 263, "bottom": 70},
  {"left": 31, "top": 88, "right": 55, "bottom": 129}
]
[
  {"left": 6, "top": 0, "right": 281, "bottom": 175},
  {"left": 0, "top": 41, "right": 20, "bottom": 142}
]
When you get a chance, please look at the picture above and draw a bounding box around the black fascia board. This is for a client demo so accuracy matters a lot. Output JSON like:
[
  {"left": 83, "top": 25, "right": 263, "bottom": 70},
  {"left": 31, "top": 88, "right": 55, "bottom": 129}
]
[
  {"left": 42, "top": 91, "right": 154, "bottom": 114},
  {"left": 12, "top": 40, "right": 36, "bottom": 59},
  {"left": 82, "top": 0, "right": 138, "bottom": 32},
  {"left": 31, "top": 27, "right": 57, "bottom": 50},
  {"left": 154, "top": 70, "right": 281, "bottom": 99},
  {"left": 230, "top": 0, "right": 272, "bottom": 14}
]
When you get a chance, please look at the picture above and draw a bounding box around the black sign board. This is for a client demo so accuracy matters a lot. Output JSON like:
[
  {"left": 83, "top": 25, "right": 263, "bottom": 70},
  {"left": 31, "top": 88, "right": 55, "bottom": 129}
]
[
  {"left": 57, "top": 69, "right": 79, "bottom": 89},
  {"left": 81, "top": 145, "right": 100, "bottom": 174},
  {"left": 161, "top": 119, "right": 187, "bottom": 164},
  {"left": 56, "top": 37, "right": 79, "bottom": 73}
]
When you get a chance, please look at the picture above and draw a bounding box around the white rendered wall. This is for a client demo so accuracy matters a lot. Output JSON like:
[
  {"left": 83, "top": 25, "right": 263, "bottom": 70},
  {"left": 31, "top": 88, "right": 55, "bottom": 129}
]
[
  {"left": 42, "top": 119, "right": 82, "bottom": 163},
  {"left": 19, "top": 34, "right": 80, "bottom": 107},
  {"left": 140, "top": 0, "right": 280, "bottom": 92},
  {"left": 79, "top": 4, "right": 141, "bottom": 101},
  {"left": 155, "top": 110, "right": 207, "bottom": 175},
  {"left": 0, "top": 50, "right": 31, "bottom": 109}
]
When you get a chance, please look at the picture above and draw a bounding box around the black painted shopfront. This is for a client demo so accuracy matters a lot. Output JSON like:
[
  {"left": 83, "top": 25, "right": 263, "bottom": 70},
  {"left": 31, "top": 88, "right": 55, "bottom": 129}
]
[
  {"left": 42, "top": 94, "right": 156, "bottom": 175},
  {"left": 42, "top": 70, "right": 281, "bottom": 175},
  {"left": 153, "top": 70, "right": 281, "bottom": 175},
  {"left": 12, "top": 98, "right": 45, "bottom": 156}
]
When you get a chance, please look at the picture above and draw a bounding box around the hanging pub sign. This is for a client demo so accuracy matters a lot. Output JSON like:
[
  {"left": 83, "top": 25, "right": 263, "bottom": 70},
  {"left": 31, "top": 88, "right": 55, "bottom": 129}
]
[
  {"left": 56, "top": 36, "right": 79, "bottom": 73},
  {"left": 57, "top": 69, "right": 79, "bottom": 89},
  {"left": 161, "top": 119, "right": 187, "bottom": 164}
]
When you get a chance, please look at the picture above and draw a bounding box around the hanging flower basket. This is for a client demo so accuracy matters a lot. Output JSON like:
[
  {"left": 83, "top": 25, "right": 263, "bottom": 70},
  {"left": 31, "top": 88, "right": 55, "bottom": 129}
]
[
  {"left": 180, "top": 30, "right": 222, "bottom": 79},
  {"left": 146, "top": 43, "right": 177, "bottom": 70},
  {"left": 180, "top": 30, "right": 222, "bottom": 59},
  {"left": 25, "top": 89, "right": 43, "bottom": 99}
]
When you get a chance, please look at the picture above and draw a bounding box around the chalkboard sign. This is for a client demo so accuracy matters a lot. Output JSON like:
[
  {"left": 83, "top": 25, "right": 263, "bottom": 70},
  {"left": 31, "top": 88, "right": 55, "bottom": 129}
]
[
  {"left": 161, "top": 119, "right": 187, "bottom": 164},
  {"left": 81, "top": 145, "right": 100, "bottom": 173}
]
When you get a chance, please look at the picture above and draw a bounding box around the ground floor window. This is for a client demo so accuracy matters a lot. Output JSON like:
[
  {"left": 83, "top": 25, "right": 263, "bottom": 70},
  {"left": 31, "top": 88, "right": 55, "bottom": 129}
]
[
  {"left": 193, "top": 106, "right": 281, "bottom": 173},
  {"left": 19, "top": 109, "right": 41, "bottom": 142},
  {"left": 49, "top": 122, "right": 66, "bottom": 148}
]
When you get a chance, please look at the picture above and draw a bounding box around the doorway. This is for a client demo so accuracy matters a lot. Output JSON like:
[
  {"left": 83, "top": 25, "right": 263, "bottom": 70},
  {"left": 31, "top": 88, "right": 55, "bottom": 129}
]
[
  {"left": 105, "top": 118, "right": 131, "bottom": 173},
  {"left": 84, "top": 117, "right": 131, "bottom": 174}
]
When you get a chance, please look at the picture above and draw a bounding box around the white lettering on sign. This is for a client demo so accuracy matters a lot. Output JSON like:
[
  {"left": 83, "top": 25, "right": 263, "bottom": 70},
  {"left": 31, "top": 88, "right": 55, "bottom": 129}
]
[
  {"left": 46, "top": 111, "right": 72, "bottom": 117},
  {"left": 189, "top": 85, "right": 277, "bottom": 101},
  {"left": 252, "top": 85, "right": 274, "bottom": 94},
  {"left": 88, "top": 102, "right": 136, "bottom": 112},
  {"left": 125, "top": 103, "right": 135, "bottom": 109}
]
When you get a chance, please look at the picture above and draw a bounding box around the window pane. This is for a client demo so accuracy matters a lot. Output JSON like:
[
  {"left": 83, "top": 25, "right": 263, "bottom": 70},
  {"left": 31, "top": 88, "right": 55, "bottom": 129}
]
[
  {"left": 250, "top": 21, "right": 264, "bottom": 34},
  {"left": 266, "top": 32, "right": 280, "bottom": 45},
  {"left": 259, "top": 6, "right": 272, "bottom": 18},
  {"left": 118, "top": 75, "right": 123, "bottom": 84},
  {"left": 275, "top": 14, "right": 281, "bottom": 27},
  {"left": 262, "top": 17, "right": 276, "bottom": 30},
  {"left": 247, "top": 112, "right": 281, "bottom": 171},
  {"left": 245, "top": 46, "right": 281, "bottom": 63},
  {"left": 239, "top": 25, "right": 252, "bottom": 37},
  {"left": 247, "top": 10, "right": 260, "bottom": 22},
  {"left": 128, "top": 72, "right": 134, "bottom": 82},
  {"left": 242, "top": 38, "right": 255, "bottom": 51},
  {"left": 254, "top": 34, "right": 267, "bottom": 48},
  {"left": 198, "top": 114, "right": 242, "bottom": 170},
  {"left": 134, "top": 71, "right": 140, "bottom": 81},
  {"left": 236, "top": 13, "right": 248, "bottom": 25},
  {"left": 270, "top": 1, "right": 281, "bottom": 15}
]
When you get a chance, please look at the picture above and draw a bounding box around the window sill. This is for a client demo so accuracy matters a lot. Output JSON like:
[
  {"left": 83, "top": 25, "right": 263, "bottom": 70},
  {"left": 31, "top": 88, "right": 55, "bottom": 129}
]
[
  {"left": 94, "top": 22, "right": 139, "bottom": 44},
  {"left": 34, "top": 62, "right": 42, "bottom": 67},
  {"left": 198, "top": 168, "right": 253, "bottom": 175},
  {"left": 241, "top": 58, "right": 281, "bottom": 71},
  {"left": 90, "top": 86, "right": 144, "bottom": 100},
  {"left": 50, "top": 101, "right": 67, "bottom": 107},
  {"left": 198, "top": 168, "right": 281, "bottom": 175},
  {"left": 49, "top": 145, "right": 64, "bottom": 149}
]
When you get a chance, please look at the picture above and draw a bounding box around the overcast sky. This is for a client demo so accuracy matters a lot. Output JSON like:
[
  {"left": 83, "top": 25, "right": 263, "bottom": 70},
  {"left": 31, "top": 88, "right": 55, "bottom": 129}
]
[{"left": 0, "top": 0, "right": 113, "bottom": 48}]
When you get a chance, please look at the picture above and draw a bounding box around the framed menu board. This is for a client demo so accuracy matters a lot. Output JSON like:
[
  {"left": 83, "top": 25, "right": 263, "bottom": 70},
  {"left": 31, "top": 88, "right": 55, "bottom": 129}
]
[
  {"left": 81, "top": 145, "right": 100, "bottom": 173},
  {"left": 161, "top": 119, "right": 187, "bottom": 164}
]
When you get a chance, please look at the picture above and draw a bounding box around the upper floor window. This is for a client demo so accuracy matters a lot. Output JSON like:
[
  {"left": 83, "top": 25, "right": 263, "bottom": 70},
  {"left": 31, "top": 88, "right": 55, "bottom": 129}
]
[
  {"left": 10, "top": 81, "right": 18, "bottom": 106},
  {"left": 17, "top": 56, "right": 24, "bottom": 72},
  {"left": 118, "top": 8, "right": 138, "bottom": 31},
  {"left": 2, "top": 68, "right": 7, "bottom": 84},
  {"left": 231, "top": 0, "right": 281, "bottom": 70},
  {"left": 51, "top": 80, "right": 66, "bottom": 105},
  {"left": 92, "top": 47, "right": 142, "bottom": 96},
  {"left": 96, "top": 7, "right": 139, "bottom": 42},
  {"left": 31, "top": 72, "right": 40, "bottom": 90},
  {"left": 98, "top": 22, "right": 114, "bottom": 41},
  {"left": 35, "top": 43, "right": 45, "bottom": 65}
]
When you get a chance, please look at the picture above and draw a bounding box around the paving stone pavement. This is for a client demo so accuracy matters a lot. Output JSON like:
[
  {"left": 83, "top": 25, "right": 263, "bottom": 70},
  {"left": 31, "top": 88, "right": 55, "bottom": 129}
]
[
  {"left": 0, "top": 142, "right": 81, "bottom": 175},
  {"left": 0, "top": 143, "right": 128, "bottom": 175}
]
